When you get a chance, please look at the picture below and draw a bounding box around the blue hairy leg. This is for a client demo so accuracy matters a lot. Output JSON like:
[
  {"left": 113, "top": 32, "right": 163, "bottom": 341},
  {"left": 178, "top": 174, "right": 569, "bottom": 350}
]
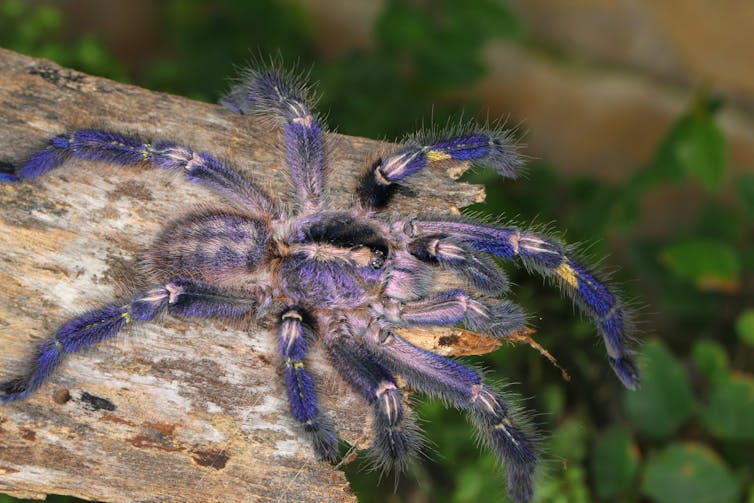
[
  {"left": 222, "top": 68, "right": 326, "bottom": 211},
  {"left": 382, "top": 251, "right": 434, "bottom": 302},
  {"left": 408, "top": 234, "right": 509, "bottom": 295},
  {"left": 1, "top": 130, "right": 274, "bottom": 216},
  {"left": 278, "top": 306, "right": 338, "bottom": 461},
  {"left": 379, "top": 289, "right": 526, "bottom": 338},
  {"left": 410, "top": 218, "right": 639, "bottom": 389},
  {"left": 0, "top": 279, "right": 261, "bottom": 402},
  {"left": 364, "top": 329, "right": 537, "bottom": 503},
  {"left": 357, "top": 127, "right": 522, "bottom": 210},
  {"left": 326, "top": 323, "right": 421, "bottom": 473}
]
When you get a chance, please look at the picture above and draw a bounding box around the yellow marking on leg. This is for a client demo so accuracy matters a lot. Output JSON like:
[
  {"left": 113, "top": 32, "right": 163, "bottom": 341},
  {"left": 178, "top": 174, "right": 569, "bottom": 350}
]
[
  {"left": 122, "top": 311, "right": 132, "bottom": 323},
  {"left": 290, "top": 360, "right": 307, "bottom": 400},
  {"left": 556, "top": 262, "right": 578, "bottom": 288},
  {"left": 426, "top": 150, "right": 452, "bottom": 162},
  {"left": 494, "top": 417, "right": 519, "bottom": 446}
]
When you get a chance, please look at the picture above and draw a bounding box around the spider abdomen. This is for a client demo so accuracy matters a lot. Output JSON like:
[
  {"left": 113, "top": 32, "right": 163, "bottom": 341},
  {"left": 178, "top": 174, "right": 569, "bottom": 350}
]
[{"left": 144, "top": 209, "right": 271, "bottom": 282}]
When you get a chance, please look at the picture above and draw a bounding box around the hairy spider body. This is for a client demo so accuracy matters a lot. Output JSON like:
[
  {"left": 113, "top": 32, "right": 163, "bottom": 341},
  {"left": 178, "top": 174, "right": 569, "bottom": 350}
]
[{"left": 0, "top": 66, "right": 638, "bottom": 503}]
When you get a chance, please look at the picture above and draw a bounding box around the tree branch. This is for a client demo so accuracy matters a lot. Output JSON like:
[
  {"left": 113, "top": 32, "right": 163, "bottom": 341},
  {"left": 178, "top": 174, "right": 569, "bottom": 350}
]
[{"left": 0, "top": 48, "right": 485, "bottom": 502}]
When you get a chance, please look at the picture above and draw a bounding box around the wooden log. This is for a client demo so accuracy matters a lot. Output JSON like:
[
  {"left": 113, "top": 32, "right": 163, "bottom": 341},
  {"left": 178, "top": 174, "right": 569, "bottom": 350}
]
[{"left": 0, "top": 48, "right": 485, "bottom": 502}]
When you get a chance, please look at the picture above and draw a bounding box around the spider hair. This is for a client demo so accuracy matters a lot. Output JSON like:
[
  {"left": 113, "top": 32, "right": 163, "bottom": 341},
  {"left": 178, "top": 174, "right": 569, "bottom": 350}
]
[{"left": 0, "top": 62, "right": 641, "bottom": 503}]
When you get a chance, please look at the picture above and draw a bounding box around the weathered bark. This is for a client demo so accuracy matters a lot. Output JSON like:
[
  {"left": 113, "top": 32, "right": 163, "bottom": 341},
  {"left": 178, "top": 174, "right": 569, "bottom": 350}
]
[{"left": 0, "top": 48, "right": 485, "bottom": 502}]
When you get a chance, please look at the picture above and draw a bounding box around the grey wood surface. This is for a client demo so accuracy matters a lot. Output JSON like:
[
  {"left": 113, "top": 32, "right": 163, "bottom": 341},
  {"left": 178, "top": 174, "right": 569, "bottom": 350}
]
[{"left": 0, "top": 48, "right": 485, "bottom": 502}]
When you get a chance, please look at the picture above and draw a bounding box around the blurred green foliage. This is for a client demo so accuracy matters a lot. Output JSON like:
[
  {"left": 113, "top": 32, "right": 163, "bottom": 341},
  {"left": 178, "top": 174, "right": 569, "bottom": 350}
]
[
  {"left": 140, "top": 0, "right": 315, "bottom": 100},
  {"left": 319, "top": 0, "right": 522, "bottom": 137},
  {"left": 1, "top": 1, "right": 753, "bottom": 502},
  {"left": 0, "top": 0, "right": 125, "bottom": 80}
]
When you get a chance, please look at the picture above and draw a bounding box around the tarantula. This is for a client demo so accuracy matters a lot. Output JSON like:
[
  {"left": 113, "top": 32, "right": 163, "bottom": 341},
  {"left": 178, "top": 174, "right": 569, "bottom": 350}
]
[{"left": 0, "top": 66, "right": 638, "bottom": 503}]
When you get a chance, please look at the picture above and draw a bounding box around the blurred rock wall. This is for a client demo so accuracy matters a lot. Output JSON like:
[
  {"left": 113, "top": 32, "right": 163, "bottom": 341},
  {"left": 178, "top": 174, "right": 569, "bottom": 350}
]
[
  {"left": 305, "top": 0, "right": 754, "bottom": 234},
  {"left": 308, "top": 0, "right": 753, "bottom": 175},
  {"left": 494, "top": 0, "right": 754, "bottom": 180}
]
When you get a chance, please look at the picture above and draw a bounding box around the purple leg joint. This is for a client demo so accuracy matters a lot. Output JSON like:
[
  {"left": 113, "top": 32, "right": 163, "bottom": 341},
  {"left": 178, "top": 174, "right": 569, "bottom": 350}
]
[
  {"left": 411, "top": 218, "right": 639, "bottom": 389},
  {"left": 397, "top": 290, "right": 526, "bottom": 338},
  {"left": 0, "top": 279, "right": 260, "bottom": 403},
  {"left": 326, "top": 327, "right": 420, "bottom": 472},
  {"left": 5, "top": 130, "right": 274, "bottom": 216},
  {"left": 365, "top": 331, "right": 537, "bottom": 503}
]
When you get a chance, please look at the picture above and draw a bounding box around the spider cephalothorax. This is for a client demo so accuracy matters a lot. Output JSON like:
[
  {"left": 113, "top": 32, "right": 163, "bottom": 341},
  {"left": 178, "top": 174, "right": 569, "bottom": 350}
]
[{"left": 0, "top": 65, "right": 639, "bottom": 503}]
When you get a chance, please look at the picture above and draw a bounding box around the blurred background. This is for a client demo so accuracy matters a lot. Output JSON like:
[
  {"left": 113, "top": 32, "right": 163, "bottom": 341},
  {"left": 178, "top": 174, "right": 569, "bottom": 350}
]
[{"left": 1, "top": 1, "right": 753, "bottom": 502}]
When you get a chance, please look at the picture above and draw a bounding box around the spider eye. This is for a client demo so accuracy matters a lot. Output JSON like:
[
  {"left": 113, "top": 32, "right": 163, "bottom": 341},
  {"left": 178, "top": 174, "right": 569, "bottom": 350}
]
[{"left": 370, "top": 249, "right": 386, "bottom": 269}]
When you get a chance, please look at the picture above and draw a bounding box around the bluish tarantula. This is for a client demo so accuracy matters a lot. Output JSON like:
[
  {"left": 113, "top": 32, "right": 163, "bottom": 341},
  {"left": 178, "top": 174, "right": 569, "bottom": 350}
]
[{"left": 0, "top": 66, "right": 639, "bottom": 503}]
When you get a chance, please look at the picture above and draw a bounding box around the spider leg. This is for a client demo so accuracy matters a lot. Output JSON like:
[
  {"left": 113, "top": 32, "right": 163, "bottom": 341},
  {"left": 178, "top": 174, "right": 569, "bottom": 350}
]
[
  {"left": 408, "top": 234, "right": 509, "bottom": 295},
  {"left": 357, "top": 128, "right": 521, "bottom": 211},
  {"left": 383, "top": 251, "right": 434, "bottom": 302},
  {"left": 363, "top": 329, "right": 536, "bottom": 503},
  {"left": 378, "top": 289, "right": 526, "bottom": 338},
  {"left": 277, "top": 306, "right": 338, "bottom": 462},
  {"left": 1, "top": 130, "right": 275, "bottom": 217},
  {"left": 325, "top": 322, "right": 421, "bottom": 474},
  {"left": 0, "top": 279, "right": 262, "bottom": 403},
  {"left": 409, "top": 218, "right": 639, "bottom": 389},
  {"left": 222, "top": 68, "right": 326, "bottom": 212}
]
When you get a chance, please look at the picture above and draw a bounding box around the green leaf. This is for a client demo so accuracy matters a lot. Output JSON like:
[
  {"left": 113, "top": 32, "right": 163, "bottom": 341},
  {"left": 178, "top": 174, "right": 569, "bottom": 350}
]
[
  {"left": 454, "top": 454, "right": 506, "bottom": 502},
  {"left": 736, "top": 309, "right": 754, "bottom": 347},
  {"left": 642, "top": 443, "right": 739, "bottom": 503},
  {"left": 660, "top": 239, "right": 741, "bottom": 291},
  {"left": 701, "top": 374, "right": 754, "bottom": 441},
  {"left": 675, "top": 114, "right": 727, "bottom": 189},
  {"left": 591, "top": 427, "right": 639, "bottom": 499},
  {"left": 539, "top": 384, "right": 566, "bottom": 417},
  {"left": 625, "top": 340, "right": 694, "bottom": 438},
  {"left": 692, "top": 339, "right": 729, "bottom": 382},
  {"left": 648, "top": 96, "right": 727, "bottom": 190},
  {"left": 533, "top": 465, "right": 590, "bottom": 503},
  {"left": 548, "top": 417, "right": 590, "bottom": 462},
  {"left": 735, "top": 173, "right": 754, "bottom": 217},
  {"left": 650, "top": 116, "right": 693, "bottom": 183}
]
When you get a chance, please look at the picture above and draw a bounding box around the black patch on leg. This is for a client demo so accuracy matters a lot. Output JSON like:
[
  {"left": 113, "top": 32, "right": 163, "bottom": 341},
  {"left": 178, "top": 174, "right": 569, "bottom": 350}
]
[
  {"left": 0, "top": 161, "right": 19, "bottom": 182},
  {"left": 357, "top": 159, "right": 396, "bottom": 210}
]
